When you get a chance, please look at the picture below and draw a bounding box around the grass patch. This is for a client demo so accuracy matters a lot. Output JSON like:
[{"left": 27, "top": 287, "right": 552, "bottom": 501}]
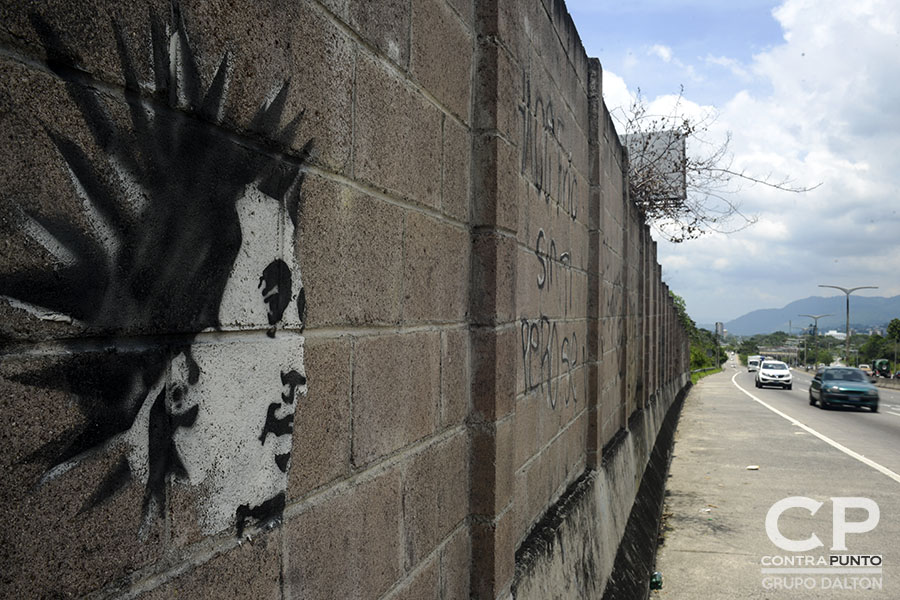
[{"left": 691, "top": 368, "right": 722, "bottom": 384}]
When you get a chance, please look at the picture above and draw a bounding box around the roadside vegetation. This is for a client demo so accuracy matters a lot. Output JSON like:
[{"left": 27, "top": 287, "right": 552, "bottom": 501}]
[
  {"left": 671, "top": 292, "right": 724, "bottom": 382},
  {"left": 725, "top": 317, "right": 900, "bottom": 373}
]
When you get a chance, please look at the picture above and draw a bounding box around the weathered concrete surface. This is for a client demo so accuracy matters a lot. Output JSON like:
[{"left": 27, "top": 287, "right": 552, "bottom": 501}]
[
  {"left": 511, "top": 376, "right": 689, "bottom": 599},
  {"left": 0, "top": 0, "right": 690, "bottom": 598}
]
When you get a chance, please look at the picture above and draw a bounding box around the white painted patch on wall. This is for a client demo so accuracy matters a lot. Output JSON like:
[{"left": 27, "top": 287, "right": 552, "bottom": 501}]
[{"left": 171, "top": 334, "right": 304, "bottom": 533}]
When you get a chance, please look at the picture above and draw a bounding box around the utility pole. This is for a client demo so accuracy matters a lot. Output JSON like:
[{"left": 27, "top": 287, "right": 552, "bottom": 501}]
[{"left": 800, "top": 313, "right": 832, "bottom": 369}]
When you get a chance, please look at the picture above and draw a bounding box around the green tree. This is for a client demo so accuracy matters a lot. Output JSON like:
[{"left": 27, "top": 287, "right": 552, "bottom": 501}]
[
  {"left": 887, "top": 319, "right": 900, "bottom": 371},
  {"left": 860, "top": 334, "right": 890, "bottom": 364},
  {"left": 670, "top": 291, "right": 725, "bottom": 370}
]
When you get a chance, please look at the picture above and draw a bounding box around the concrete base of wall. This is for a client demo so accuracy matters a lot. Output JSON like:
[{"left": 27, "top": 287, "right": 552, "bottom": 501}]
[
  {"left": 600, "top": 382, "right": 686, "bottom": 600},
  {"left": 511, "top": 374, "right": 689, "bottom": 599}
]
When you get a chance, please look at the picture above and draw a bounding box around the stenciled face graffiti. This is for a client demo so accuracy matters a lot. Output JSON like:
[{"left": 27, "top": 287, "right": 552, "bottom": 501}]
[{"left": 0, "top": 5, "right": 312, "bottom": 537}]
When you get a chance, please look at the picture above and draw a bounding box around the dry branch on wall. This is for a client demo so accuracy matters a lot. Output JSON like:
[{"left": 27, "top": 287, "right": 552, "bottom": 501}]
[{"left": 617, "top": 89, "right": 818, "bottom": 243}]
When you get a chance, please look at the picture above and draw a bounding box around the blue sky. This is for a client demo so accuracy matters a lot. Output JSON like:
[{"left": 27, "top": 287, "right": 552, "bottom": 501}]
[
  {"left": 570, "top": 0, "right": 784, "bottom": 104},
  {"left": 567, "top": 0, "right": 900, "bottom": 326}
]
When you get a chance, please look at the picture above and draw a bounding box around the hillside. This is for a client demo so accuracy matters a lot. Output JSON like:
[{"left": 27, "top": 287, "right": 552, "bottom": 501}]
[{"left": 706, "top": 295, "right": 900, "bottom": 336}]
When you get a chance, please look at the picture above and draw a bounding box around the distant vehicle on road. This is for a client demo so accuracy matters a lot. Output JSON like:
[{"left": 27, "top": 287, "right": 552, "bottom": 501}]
[
  {"left": 747, "top": 355, "right": 763, "bottom": 372},
  {"left": 859, "top": 363, "right": 873, "bottom": 377},
  {"left": 873, "top": 359, "right": 891, "bottom": 378},
  {"left": 756, "top": 360, "right": 792, "bottom": 389},
  {"left": 808, "top": 367, "right": 879, "bottom": 412}
]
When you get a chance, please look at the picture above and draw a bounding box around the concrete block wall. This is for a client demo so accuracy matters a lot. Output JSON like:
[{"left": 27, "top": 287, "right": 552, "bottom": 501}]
[{"left": 0, "top": 0, "right": 689, "bottom": 598}]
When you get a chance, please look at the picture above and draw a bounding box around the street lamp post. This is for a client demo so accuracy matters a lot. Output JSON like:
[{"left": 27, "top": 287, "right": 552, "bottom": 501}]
[
  {"left": 818, "top": 285, "right": 878, "bottom": 366},
  {"left": 800, "top": 313, "right": 833, "bottom": 369}
]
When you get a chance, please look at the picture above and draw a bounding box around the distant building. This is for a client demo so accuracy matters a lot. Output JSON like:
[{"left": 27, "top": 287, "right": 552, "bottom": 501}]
[{"left": 824, "top": 330, "right": 847, "bottom": 340}]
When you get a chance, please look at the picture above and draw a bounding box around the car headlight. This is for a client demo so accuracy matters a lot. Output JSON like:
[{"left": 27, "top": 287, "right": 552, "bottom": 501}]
[
  {"left": 866, "top": 389, "right": 878, "bottom": 397},
  {"left": 827, "top": 386, "right": 841, "bottom": 392}
]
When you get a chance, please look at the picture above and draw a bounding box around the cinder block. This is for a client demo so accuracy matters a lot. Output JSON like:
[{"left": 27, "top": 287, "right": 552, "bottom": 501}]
[
  {"left": 570, "top": 271, "right": 588, "bottom": 319},
  {"left": 354, "top": 54, "right": 443, "bottom": 208},
  {"left": 352, "top": 332, "right": 440, "bottom": 467},
  {"left": 568, "top": 410, "right": 588, "bottom": 470},
  {"left": 515, "top": 244, "right": 543, "bottom": 322},
  {"left": 446, "top": 0, "right": 473, "bottom": 26},
  {"left": 288, "top": 335, "right": 351, "bottom": 499},
  {"left": 471, "top": 327, "right": 517, "bottom": 421},
  {"left": 470, "top": 232, "right": 517, "bottom": 326},
  {"left": 473, "top": 37, "right": 520, "bottom": 140},
  {"left": 319, "top": 0, "right": 348, "bottom": 19},
  {"left": 497, "top": 0, "right": 529, "bottom": 62},
  {"left": 1, "top": 3, "right": 151, "bottom": 90},
  {"left": 472, "top": 134, "right": 520, "bottom": 231},
  {"left": 186, "top": 0, "right": 354, "bottom": 173},
  {"left": 298, "top": 174, "right": 404, "bottom": 327},
  {"left": 440, "top": 524, "right": 471, "bottom": 600},
  {"left": 470, "top": 417, "right": 514, "bottom": 516},
  {"left": 403, "top": 212, "right": 469, "bottom": 323},
  {"left": 411, "top": 0, "right": 473, "bottom": 122},
  {"left": 286, "top": 468, "right": 402, "bottom": 599},
  {"left": 441, "top": 328, "right": 470, "bottom": 428},
  {"left": 0, "top": 362, "right": 162, "bottom": 597},
  {"left": 384, "top": 555, "right": 440, "bottom": 600},
  {"left": 348, "top": 0, "right": 410, "bottom": 67},
  {"left": 517, "top": 177, "right": 536, "bottom": 246},
  {"left": 570, "top": 219, "right": 590, "bottom": 272},
  {"left": 138, "top": 531, "right": 282, "bottom": 599},
  {"left": 442, "top": 116, "right": 471, "bottom": 222},
  {"left": 513, "top": 391, "right": 540, "bottom": 470},
  {"left": 402, "top": 432, "right": 468, "bottom": 569},
  {"left": 470, "top": 509, "right": 516, "bottom": 600},
  {"left": 523, "top": 448, "right": 548, "bottom": 529}
]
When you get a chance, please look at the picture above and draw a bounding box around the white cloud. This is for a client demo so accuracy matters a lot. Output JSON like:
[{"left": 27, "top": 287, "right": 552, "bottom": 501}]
[
  {"left": 704, "top": 55, "right": 752, "bottom": 80},
  {"left": 591, "top": 0, "right": 900, "bottom": 324},
  {"left": 649, "top": 44, "right": 673, "bottom": 62}
]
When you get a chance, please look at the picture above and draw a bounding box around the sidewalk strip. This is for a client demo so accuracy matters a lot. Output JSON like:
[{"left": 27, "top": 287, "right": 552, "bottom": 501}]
[{"left": 731, "top": 373, "right": 900, "bottom": 485}]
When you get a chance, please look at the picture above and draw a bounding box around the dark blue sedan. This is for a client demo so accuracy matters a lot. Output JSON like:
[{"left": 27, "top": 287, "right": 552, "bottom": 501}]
[{"left": 808, "top": 367, "right": 879, "bottom": 412}]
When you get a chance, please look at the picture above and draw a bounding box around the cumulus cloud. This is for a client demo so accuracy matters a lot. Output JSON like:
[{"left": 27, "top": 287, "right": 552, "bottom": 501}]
[{"left": 622, "top": 0, "right": 900, "bottom": 322}]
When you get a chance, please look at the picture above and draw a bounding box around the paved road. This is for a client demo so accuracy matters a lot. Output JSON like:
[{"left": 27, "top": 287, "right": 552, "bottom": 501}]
[
  {"left": 742, "top": 367, "right": 900, "bottom": 477},
  {"left": 652, "top": 366, "right": 900, "bottom": 599}
]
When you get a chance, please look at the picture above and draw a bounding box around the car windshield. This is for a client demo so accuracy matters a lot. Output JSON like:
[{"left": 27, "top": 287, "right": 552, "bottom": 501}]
[
  {"left": 762, "top": 363, "right": 787, "bottom": 370},
  {"left": 823, "top": 369, "right": 866, "bottom": 382}
]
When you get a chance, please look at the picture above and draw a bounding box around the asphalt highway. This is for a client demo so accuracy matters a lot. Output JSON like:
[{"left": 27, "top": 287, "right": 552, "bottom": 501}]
[
  {"left": 735, "top": 366, "right": 900, "bottom": 478},
  {"left": 652, "top": 366, "right": 900, "bottom": 599}
]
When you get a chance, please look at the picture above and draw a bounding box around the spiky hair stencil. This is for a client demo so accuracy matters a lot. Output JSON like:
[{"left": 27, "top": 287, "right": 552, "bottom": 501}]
[{"left": 1, "top": 3, "right": 312, "bottom": 536}]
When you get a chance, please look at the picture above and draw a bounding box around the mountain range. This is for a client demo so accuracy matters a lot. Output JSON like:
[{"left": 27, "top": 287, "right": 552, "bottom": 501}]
[{"left": 700, "top": 295, "right": 900, "bottom": 336}]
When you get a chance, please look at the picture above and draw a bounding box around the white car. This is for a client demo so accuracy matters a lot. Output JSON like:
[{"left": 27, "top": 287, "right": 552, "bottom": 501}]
[{"left": 756, "top": 360, "right": 792, "bottom": 389}]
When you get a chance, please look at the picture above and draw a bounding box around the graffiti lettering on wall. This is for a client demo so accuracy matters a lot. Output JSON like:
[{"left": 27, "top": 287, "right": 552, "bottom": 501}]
[
  {"left": 0, "top": 5, "right": 312, "bottom": 537},
  {"left": 519, "top": 72, "right": 578, "bottom": 220},
  {"left": 534, "top": 229, "right": 573, "bottom": 317},
  {"left": 520, "top": 230, "right": 583, "bottom": 409},
  {"left": 520, "top": 317, "right": 580, "bottom": 409}
]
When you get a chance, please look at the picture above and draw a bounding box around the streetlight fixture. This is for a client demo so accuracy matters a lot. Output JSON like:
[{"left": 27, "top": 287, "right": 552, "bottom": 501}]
[
  {"left": 818, "top": 285, "right": 878, "bottom": 366},
  {"left": 800, "top": 313, "right": 832, "bottom": 369}
]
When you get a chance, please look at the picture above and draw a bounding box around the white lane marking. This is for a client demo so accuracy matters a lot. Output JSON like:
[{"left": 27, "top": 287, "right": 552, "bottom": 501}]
[
  {"left": 731, "top": 372, "right": 900, "bottom": 485},
  {"left": 888, "top": 411, "right": 900, "bottom": 418}
]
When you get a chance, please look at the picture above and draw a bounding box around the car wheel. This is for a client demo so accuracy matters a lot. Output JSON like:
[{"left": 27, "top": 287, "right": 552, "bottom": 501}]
[
  {"left": 786, "top": 383, "right": 792, "bottom": 390},
  {"left": 819, "top": 397, "right": 829, "bottom": 410},
  {"left": 872, "top": 404, "right": 879, "bottom": 413},
  {"left": 755, "top": 380, "right": 761, "bottom": 388},
  {"left": 809, "top": 391, "right": 816, "bottom": 406}
]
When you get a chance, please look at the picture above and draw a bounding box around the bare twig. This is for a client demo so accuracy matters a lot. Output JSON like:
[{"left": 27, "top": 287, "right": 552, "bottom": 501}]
[{"left": 614, "top": 89, "right": 819, "bottom": 243}]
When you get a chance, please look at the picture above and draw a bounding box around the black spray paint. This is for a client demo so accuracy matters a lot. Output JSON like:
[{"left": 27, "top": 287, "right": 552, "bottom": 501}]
[{"left": 1, "top": 4, "right": 312, "bottom": 535}]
